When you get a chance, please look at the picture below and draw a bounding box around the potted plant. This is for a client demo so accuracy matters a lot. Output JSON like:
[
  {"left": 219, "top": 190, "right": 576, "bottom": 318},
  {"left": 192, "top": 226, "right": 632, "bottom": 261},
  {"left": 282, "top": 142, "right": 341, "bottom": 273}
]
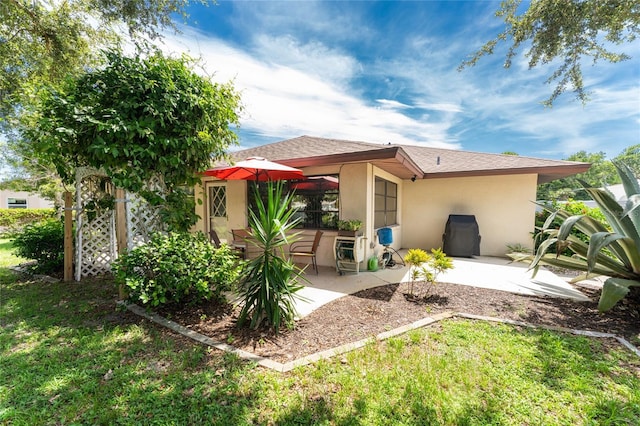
[{"left": 337, "top": 219, "right": 363, "bottom": 237}]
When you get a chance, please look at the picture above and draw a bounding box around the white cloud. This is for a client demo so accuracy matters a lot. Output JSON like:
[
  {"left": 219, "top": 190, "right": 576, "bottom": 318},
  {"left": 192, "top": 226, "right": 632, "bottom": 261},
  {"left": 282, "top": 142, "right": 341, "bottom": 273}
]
[
  {"left": 159, "top": 26, "right": 461, "bottom": 150},
  {"left": 156, "top": 2, "right": 639, "bottom": 160}
]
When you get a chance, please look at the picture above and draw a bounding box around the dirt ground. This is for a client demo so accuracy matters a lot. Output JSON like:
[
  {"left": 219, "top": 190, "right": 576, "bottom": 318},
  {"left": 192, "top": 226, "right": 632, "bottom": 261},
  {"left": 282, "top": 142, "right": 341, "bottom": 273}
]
[{"left": 157, "top": 279, "right": 640, "bottom": 363}]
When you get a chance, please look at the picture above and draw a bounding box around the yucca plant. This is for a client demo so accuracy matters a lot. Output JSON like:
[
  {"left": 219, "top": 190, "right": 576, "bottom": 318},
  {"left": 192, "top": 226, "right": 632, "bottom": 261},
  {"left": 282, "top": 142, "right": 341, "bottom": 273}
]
[
  {"left": 511, "top": 162, "right": 640, "bottom": 311},
  {"left": 236, "top": 181, "right": 309, "bottom": 333}
]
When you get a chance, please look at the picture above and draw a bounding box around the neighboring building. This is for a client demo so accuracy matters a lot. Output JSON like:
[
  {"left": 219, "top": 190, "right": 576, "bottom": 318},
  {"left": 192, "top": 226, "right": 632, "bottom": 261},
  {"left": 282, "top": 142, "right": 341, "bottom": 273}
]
[
  {"left": 195, "top": 136, "right": 590, "bottom": 266},
  {"left": 0, "top": 190, "right": 54, "bottom": 209}
]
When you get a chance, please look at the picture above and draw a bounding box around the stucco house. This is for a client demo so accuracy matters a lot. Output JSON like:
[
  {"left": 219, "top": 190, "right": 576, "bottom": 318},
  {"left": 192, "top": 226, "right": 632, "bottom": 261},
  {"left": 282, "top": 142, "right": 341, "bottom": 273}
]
[
  {"left": 195, "top": 135, "right": 589, "bottom": 268},
  {"left": 0, "top": 190, "right": 54, "bottom": 209}
]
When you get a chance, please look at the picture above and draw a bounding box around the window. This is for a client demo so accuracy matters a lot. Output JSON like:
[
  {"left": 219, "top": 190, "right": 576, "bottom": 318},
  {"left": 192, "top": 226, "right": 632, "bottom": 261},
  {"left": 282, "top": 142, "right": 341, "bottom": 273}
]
[
  {"left": 374, "top": 177, "right": 397, "bottom": 228},
  {"left": 7, "top": 198, "right": 27, "bottom": 209},
  {"left": 290, "top": 175, "right": 339, "bottom": 229},
  {"left": 246, "top": 175, "right": 340, "bottom": 229}
]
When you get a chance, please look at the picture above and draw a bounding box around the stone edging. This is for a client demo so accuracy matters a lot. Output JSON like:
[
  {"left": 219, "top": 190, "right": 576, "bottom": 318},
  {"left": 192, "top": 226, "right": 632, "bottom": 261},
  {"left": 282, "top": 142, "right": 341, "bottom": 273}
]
[
  {"left": 9, "top": 263, "right": 60, "bottom": 283},
  {"left": 122, "top": 302, "right": 640, "bottom": 372}
]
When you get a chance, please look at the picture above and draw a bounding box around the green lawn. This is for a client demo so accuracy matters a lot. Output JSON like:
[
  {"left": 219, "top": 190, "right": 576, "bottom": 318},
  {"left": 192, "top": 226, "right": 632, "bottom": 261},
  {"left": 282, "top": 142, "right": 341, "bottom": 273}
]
[{"left": 1, "top": 239, "right": 639, "bottom": 425}]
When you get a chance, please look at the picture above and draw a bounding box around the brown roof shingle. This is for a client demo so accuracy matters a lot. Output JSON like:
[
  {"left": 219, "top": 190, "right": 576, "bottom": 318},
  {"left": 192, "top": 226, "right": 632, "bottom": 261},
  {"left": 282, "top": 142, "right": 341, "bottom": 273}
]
[{"left": 222, "top": 135, "right": 589, "bottom": 183}]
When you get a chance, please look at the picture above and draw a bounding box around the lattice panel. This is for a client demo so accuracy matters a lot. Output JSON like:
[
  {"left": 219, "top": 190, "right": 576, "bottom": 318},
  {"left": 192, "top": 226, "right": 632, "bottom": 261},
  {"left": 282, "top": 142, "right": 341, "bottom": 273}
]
[
  {"left": 75, "top": 170, "right": 116, "bottom": 280},
  {"left": 127, "top": 194, "right": 164, "bottom": 248},
  {"left": 74, "top": 169, "right": 168, "bottom": 280},
  {"left": 126, "top": 175, "right": 166, "bottom": 248}
]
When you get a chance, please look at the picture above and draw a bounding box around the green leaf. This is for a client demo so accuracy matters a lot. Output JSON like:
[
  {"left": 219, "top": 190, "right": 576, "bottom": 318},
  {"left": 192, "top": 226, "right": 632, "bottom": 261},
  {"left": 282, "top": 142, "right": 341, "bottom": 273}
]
[{"left": 598, "top": 277, "right": 640, "bottom": 312}]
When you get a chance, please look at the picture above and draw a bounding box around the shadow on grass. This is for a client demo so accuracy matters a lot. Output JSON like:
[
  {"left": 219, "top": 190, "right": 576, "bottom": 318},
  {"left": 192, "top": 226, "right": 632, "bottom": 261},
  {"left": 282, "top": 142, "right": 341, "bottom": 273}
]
[{"left": 0, "top": 270, "right": 267, "bottom": 425}]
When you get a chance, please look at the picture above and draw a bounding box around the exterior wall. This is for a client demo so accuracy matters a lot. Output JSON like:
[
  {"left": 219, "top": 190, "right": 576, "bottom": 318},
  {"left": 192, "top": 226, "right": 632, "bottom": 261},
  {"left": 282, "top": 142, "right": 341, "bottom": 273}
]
[
  {"left": 194, "top": 179, "right": 248, "bottom": 242},
  {"left": 194, "top": 168, "right": 537, "bottom": 265},
  {"left": 0, "top": 190, "right": 54, "bottom": 209},
  {"left": 401, "top": 174, "right": 538, "bottom": 257}
]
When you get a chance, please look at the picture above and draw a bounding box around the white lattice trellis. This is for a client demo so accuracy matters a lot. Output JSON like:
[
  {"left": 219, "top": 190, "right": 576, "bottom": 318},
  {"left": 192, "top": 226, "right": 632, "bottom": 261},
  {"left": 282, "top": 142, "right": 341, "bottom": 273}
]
[
  {"left": 126, "top": 175, "right": 166, "bottom": 248},
  {"left": 75, "top": 168, "right": 166, "bottom": 280},
  {"left": 75, "top": 168, "right": 116, "bottom": 280}
]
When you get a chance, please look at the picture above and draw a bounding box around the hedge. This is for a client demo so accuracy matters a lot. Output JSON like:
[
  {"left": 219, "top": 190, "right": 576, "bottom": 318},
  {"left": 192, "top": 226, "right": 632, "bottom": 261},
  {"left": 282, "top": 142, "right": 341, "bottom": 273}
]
[{"left": 0, "top": 208, "right": 57, "bottom": 227}]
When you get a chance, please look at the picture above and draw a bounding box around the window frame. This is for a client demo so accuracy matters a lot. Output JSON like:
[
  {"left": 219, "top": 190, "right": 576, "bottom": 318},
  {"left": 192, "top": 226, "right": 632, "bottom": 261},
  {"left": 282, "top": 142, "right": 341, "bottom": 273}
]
[{"left": 374, "top": 176, "right": 398, "bottom": 228}]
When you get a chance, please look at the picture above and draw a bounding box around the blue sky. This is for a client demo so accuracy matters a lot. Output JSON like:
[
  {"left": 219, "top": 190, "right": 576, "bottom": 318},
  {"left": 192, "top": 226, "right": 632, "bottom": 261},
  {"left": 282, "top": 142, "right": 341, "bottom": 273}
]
[{"left": 159, "top": 0, "right": 639, "bottom": 160}]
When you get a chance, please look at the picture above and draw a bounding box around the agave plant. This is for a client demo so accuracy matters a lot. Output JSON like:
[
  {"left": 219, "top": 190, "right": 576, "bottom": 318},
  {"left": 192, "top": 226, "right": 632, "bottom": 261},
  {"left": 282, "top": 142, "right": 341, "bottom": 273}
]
[
  {"left": 511, "top": 162, "right": 640, "bottom": 311},
  {"left": 236, "top": 180, "right": 309, "bottom": 333}
]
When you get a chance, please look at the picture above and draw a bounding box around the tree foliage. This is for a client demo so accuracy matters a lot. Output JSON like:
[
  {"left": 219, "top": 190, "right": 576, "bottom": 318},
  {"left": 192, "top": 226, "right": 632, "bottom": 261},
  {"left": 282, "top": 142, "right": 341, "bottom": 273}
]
[
  {"left": 21, "top": 50, "right": 241, "bottom": 231},
  {"left": 0, "top": 0, "right": 203, "bottom": 126},
  {"left": 460, "top": 0, "right": 640, "bottom": 106},
  {"left": 537, "top": 147, "right": 639, "bottom": 200},
  {"left": 1, "top": 0, "right": 207, "bottom": 201}
]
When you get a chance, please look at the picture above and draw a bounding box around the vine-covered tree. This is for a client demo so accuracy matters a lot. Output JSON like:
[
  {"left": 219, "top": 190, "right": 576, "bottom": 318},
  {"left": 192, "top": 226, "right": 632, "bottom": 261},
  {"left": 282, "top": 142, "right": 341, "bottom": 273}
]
[
  {"left": 460, "top": 0, "right": 640, "bottom": 106},
  {"left": 21, "top": 50, "right": 242, "bottom": 231},
  {"left": 1, "top": 0, "right": 208, "bottom": 198}
]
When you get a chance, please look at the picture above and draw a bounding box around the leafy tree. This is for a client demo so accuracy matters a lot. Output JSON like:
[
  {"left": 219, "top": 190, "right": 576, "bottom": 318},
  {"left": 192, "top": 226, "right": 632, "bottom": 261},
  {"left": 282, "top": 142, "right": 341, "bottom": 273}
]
[
  {"left": 614, "top": 144, "right": 640, "bottom": 176},
  {"left": 21, "top": 50, "right": 242, "bottom": 231},
  {"left": 537, "top": 150, "right": 619, "bottom": 200},
  {"left": 1, "top": 0, "right": 207, "bottom": 201},
  {"left": 460, "top": 0, "right": 640, "bottom": 106},
  {"left": 0, "top": 0, "right": 204, "bottom": 127}
]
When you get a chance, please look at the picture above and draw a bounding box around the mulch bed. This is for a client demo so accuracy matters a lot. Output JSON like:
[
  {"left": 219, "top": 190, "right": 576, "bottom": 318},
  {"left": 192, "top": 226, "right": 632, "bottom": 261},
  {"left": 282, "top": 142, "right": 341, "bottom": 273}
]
[{"left": 156, "top": 280, "right": 640, "bottom": 363}]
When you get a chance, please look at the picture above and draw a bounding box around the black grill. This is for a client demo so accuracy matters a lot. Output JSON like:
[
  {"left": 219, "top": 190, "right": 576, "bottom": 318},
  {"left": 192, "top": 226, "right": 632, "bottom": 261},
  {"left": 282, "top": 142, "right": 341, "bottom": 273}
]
[{"left": 442, "top": 214, "right": 481, "bottom": 257}]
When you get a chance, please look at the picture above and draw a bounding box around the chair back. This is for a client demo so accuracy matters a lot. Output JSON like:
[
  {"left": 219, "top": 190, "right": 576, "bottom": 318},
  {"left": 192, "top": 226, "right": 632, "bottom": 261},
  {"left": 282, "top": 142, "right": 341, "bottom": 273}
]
[
  {"left": 311, "top": 230, "right": 324, "bottom": 252},
  {"left": 209, "top": 230, "right": 221, "bottom": 248},
  {"left": 232, "top": 228, "right": 252, "bottom": 241}
]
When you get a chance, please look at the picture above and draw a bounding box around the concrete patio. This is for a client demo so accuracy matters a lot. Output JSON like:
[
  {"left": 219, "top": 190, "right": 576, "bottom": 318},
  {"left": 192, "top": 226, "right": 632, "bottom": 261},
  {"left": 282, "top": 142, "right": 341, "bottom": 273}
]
[{"left": 294, "top": 256, "right": 593, "bottom": 318}]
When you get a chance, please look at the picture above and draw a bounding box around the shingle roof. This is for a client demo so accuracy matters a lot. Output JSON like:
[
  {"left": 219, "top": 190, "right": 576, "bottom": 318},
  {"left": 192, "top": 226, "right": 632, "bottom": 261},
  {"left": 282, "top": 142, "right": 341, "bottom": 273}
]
[{"left": 222, "top": 135, "right": 589, "bottom": 183}]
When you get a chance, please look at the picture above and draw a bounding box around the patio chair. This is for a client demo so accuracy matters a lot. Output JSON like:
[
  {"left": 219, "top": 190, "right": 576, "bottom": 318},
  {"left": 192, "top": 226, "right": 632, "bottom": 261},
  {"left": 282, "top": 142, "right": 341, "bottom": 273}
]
[
  {"left": 209, "top": 229, "right": 221, "bottom": 248},
  {"left": 289, "top": 230, "right": 323, "bottom": 274},
  {"left": 231, "top": 228, "right": 252, "bottom": 259}
]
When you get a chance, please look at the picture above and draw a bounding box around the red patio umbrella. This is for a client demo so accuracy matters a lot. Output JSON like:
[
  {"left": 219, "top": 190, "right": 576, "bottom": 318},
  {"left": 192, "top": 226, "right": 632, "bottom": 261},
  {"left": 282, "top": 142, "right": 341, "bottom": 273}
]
[
  {"left": 290, "top": 176, "right": 339, "bottom": 192},
  {"left": 202, "top": 156, "right": 304, "bottom": 181}
]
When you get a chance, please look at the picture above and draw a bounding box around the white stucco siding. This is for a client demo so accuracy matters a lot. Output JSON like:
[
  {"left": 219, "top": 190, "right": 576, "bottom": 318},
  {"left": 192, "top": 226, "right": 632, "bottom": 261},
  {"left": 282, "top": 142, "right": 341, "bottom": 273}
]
[
  {"left": 401, "top": 174, "right": 538, "bottom": 257},
  {"left": 0, "top": 190, "right": 54, "bottom": 209},
  {"left": 193, "top": 179, "right": 248, "bottom": 242}
]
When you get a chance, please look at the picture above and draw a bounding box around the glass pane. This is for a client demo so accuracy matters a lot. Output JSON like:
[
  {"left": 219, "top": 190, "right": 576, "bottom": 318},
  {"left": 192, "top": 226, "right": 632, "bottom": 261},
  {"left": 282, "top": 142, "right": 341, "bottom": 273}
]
[
  {"left": 374, "top": 212, "right": 385, "bottom": 228},
  {"left": 388, "top": 196, "right": 397, "bottom": 210},
  {"left": 290, "top": 175, "right": 339, "bottom": 229},
  {"left": 209, "top": 186, "right": 226, "bottom": 217},
  {"left": 387, "top": 211, "right": 397, "bottom": 225},
  {"left": 375, "top": 195, "right": 385, "bottom": 208},
  {"left": 375, "top": 178, "right": 385, "bottom": 195},
  {"left": 387, "top": 181, "right": 397, "bottom": 197}
]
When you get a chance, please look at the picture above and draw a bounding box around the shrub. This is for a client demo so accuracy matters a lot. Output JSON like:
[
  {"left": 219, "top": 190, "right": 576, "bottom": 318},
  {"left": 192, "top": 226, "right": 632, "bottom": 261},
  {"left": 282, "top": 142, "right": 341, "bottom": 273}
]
[
  {"left": 11, "top": 218, "right": 64, "bottom": 274},
  {"left": 513, "top": 162, "right": 640, "bottom": 311},
  {"left": 0, "top": 208, "right": 57, "bottom": 229},
  {"left": 236, "top": 181, "right": 308, "bottom": 334},
  {"left": 534, "top": 200, "right": 608, "bottom": 255},
  {"left": 112, "top": 232, "right": 240, "bottom": 307},
  {"left": 403, "top": 248, "right": 453, "bottom": 299}
]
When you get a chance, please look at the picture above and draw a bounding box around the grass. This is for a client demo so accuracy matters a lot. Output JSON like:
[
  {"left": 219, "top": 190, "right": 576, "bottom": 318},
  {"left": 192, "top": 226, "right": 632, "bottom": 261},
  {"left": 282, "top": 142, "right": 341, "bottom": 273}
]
[{"left": 1, "top": 239, "right": 639, "bottom": 425}]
